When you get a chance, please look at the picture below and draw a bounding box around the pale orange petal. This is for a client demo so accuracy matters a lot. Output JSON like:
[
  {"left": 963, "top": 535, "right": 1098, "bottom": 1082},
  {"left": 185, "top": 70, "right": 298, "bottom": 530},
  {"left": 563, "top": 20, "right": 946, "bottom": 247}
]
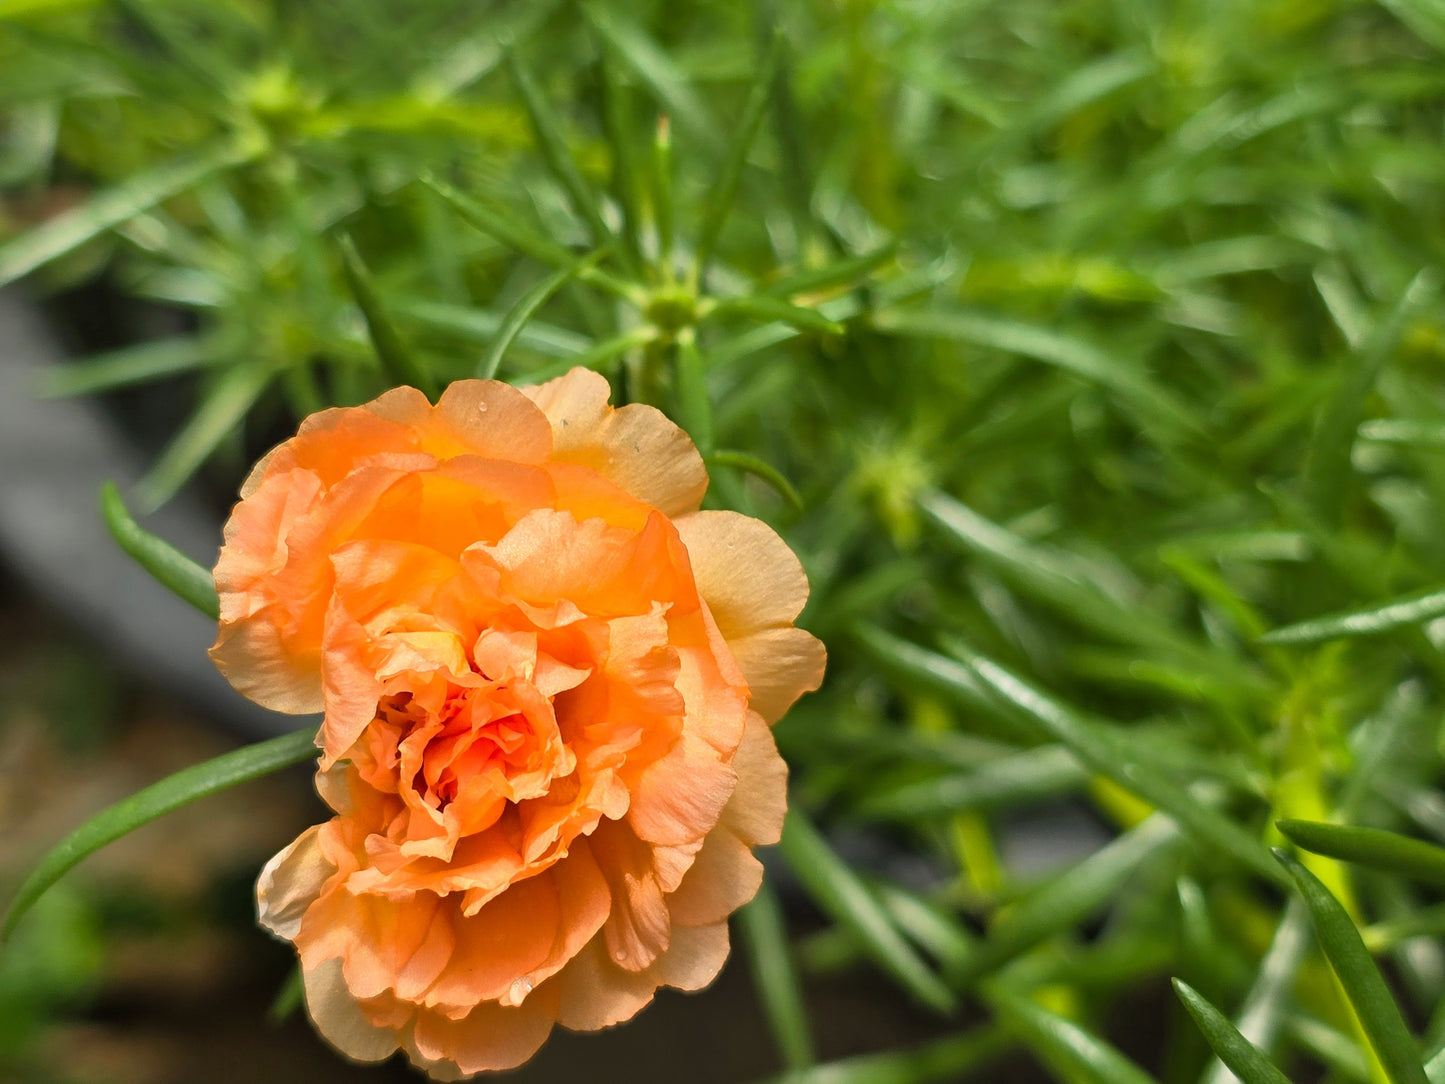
[
  {"left": 720, "top": 711, "right": 789, "bottom": 846},
  {"left": 648, "top": 921, "right": 730, "bottom": 991},
  {"left": 524, "top": 368, "right": 707, "bottom": 516},
  {"left": 432, "top": 379, "right": 553, "bottom": 465},
  {"left": 627, "top": 724, "right": 737, "bottom": 847},
  {"left": 553, "top": 936, "right": 655, "bottom": 1031},
  {"left": 423, "top": 874, "right": 560, "bottom": 1011},
  {"left": 673, "top": 510, "right": 810, "bottom": 639},
  {"left": 554, "top": 922, "right": 730, "bottom": 1033},
  {"left": 408, "top": 985, "right": 559, "bottom": 1078},
  {"left": 587, "top": 820, "right": 673, "bottom": 972},
  {"left": 663, "top": 828, "right": 763, "bottom": 928},
  {"left": 727, "top": 626, "right": 827, "bottom": 724},
  {"left": 302, "top": 957, "right": 402, "bottom": 1064},
  {"left": 257, "top": 825, "right": 332, "bottom": 941}
]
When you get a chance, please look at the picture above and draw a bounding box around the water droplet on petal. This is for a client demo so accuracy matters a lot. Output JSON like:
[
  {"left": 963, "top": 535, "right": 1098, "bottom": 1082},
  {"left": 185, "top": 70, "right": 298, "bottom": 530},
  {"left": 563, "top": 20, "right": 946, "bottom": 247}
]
[{"left": 502, "top": 977, "right": 533, "bottom": 1007}]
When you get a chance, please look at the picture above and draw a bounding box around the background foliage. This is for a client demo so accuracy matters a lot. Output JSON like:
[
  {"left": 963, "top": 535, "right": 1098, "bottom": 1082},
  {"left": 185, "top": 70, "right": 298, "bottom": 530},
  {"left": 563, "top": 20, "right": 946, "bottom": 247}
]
[{"left": 6, "top": 0, "right": 1445, "bottom": 1080}]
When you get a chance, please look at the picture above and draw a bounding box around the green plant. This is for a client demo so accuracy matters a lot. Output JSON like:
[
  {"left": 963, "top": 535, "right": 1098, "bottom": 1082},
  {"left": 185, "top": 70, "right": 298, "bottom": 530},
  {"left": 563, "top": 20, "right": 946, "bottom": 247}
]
[{"left": 6, "top": 0, "right": 1445, "bottom": 1080}]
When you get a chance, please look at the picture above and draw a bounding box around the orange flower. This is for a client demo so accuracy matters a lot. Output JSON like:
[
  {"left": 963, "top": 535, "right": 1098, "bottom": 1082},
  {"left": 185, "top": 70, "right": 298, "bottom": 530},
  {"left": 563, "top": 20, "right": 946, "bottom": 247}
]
[{"left": 211, "top": 370, "right": 825, "bottom": 1077}]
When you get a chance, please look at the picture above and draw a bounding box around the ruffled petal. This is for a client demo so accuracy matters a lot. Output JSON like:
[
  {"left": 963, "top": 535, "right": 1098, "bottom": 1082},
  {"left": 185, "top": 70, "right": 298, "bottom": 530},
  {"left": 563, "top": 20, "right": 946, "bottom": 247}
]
[
  {"left": 302, "top": 957, "right": 402, "bottom": 1064},
  {"left": 408, "top": 986, "right": 559, "bottom": 1078},
  {"left": 720, "top": 711, "right": 789, "bottom": 846},
  {"left": 674, "top": 511, "right": 810, "bottom": 639},
  {"left": 524, "top": 368, "right": 707, "bottom": 516},
  {"left": 727, "top": 627, "right": 827, "bottom": 725},
  {"left": 257, "top": 825, "right": 332, "bottom": 940},
  {"left": 663, "top": 828, "right": 763, "bottom": 928}
]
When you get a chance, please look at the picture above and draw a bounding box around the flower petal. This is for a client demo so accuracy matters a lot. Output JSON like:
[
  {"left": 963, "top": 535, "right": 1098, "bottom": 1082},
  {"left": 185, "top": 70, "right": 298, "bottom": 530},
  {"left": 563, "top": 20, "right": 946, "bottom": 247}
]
[
  {"left": 409, "top": 986, "right": 559, "bottom": 1077},
  {"left": 302, "top": 957, "right": 402, "bottom": 1064},
  {"left": 721, "top": 711, "right": 789, "bottom": 847},
  {"left": 257, "top": 825, "right": 332, "bottom": 941},
  {"left": 674, "top": 510, "right": 810, "bottom": 639},
  {"left": 664, "top": 828, "right": 763, "bottom": 928},
  {"left": 727, "top": 626, "right": 827, "bottom": 724},
  {"left": 524, "top": 368, "right": 707, "bottom": 516}
]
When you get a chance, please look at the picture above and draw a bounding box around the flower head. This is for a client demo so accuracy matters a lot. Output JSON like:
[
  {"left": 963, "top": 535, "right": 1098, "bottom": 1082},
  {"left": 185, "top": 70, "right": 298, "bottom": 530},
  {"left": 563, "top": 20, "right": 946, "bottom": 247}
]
[{"left": 212, "top": 370, "right": 824, "bottom": 1077}]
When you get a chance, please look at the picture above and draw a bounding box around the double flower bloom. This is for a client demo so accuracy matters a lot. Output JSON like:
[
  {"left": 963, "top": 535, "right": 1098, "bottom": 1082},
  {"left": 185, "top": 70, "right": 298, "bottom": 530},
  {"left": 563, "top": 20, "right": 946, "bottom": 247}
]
[{"left": 209, "top": 369, "right": 825, "bottom": 1078}]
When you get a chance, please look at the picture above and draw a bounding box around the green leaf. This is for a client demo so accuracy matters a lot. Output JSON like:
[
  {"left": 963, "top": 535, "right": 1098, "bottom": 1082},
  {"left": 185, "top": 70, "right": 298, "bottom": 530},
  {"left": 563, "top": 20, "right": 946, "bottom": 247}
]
[
  {"left": 1278, "top": 820, "right": 1445, "bottom": 888},
  {"left": 779, "top": 812, "right": 957, "bottom": 1016},
  {"left": 991, "top": 988, "right": 1160, "bottom": 1084},
  {"left": 673, "top": 331, "right": 714, "bottom": 455},
  {"left": 693, "top": 31, "right": 782, "bottom": 277},
  {"left": 949, "top": 815, "right": 1180, "bottom": 986},
  {"left": 857, "top": 745, "right": 1086, "bottom": 819},
  {"left": 267, "top": 965, "right": 305, "bottom": 1026},
  {"left": 1173, "top": 979, "right": 1293, "bottom": 1084},
  {"left": 594, "top": 40, "right": 645, "bottom": 274},
  {"left": 135, "top": 363, "right": 273, "bottom": 511},
  {"left": 581, "top": 3, "right": 720, "bottom": 150},
  {"left": 942, "top": 637, "right": 1286, "bottom": 885},
  {"left": 391, "top": 295, "right": 590, "bottom": 357},
  {"left": 1357, "top": 418, "right": 1445, "bottom": 449},
  {"left": 705, "top": 294, "right": 845, "bottom": 336},
  {"left": 422, "top": 175, "right": 574, "bottom": 268},
  {"left": 339, "top": 233, "right": 436, "bottom": 399},
  {"left": 36, "top": 337, "right": 224, "bottom": 398},
  {"left": 739, "top": 883, "right": 815, "bottom": 1072},
  {"left": 477, "top": 249, "right": 608, "bottom": 380},
  {"left": 763, "top": 244, "right": 898, "bottom": 300},
  {"left": 506, "top": 46, "right": 611, "bottom": 245},
  {"left": 765, "top": 1027, "right": 1009, "bottom": 1084},
  {"left": 1257, "top": 586, "right": 1445, "bottom": 645},
  {"left": 1274, "top": 848, "right": 1430, "bottom": 1084},
  {"left": 1201, "top": 899, "right": 1311, "bottom": 1084},
  {"left": 2, "top": 728, "right": 318, "bottom": 942},
  {"left": 707, "top": 449, "right": 802, "bottom": 511},
  {"left": 101, "top": 482, "right": 218, "bottom": 619},
  {"left": 1303, "top": 269, "right": 1440, "bottom": 522},
  {"left": 871, "top": 307, "right": 1199, "bottom": 436},
  {"left": 918, "top": 490, "right": 1264, "bottom": 699},
  {"left": 0, "top": 137, "right": 256, "bottom": 288}
]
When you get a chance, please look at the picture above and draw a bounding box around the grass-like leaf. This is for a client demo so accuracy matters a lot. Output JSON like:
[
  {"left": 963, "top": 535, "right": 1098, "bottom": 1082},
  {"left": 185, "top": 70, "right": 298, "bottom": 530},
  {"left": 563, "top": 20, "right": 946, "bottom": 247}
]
[
  {"left": 857, "top": 745, "right": 1086, "bottom": 819},
  {"left": 1278, "top": 820, "right": 1445, "bottom": 888},
  {"left": 477, "top": 249, "right": 607, "bottom": 380},
  {"left": 1201, "top": 899, "right": 1311, "bottom": 1084},
  {"left": 991, "top": 988, "right": 1161, "bottom": 1084},
  {"left": 779, "top": 811, "right": 957, "bottom": 1016},
  {"left": 693, "top": 31, "right": 782, "bottom": 277},
  {"left": 949, "top": 815, "right": 1180, "bottom": 985},
  {"left": 762, "top": 1027, "right": 1009, "bottom": 1084},
  {"left": 338, "top": 233, "right": 436, "bottom": 399},
  {"left": 871, "top": 307, "right": 1199, "bottom": 436},
  {"left": 943, "top": 637, "right": 1285, "bottom": 885},
  {"left": 1173, "top": 979, "right": 1292, "bottom": 1084},
  {"left": 673, "top": 331, "right": 714, "bottom": 455},
  {"left": 1258, "top": 586, "right": 1445, "bottom": 645},
  {"left": 739, "top": 883, "right": 815, "bottom": 1072},
  {"left": 706, "top": 294, "right": 845, "bottom": 336},
  {"left": 2, "top": 728, "right": 318, "bottom": 942},
  {"left": 581, "top": 3, "right": 719, "bottom": 149},
  {"left": 135, "top": 363, "right": 273, "bottom": 511},
  {"left": 707, "top": 450, "right": 802, "bottom": 511},
  {"left": 0, "top": 137, "right": 255, "bottom": 287},
  {"left": 1274, "top": 848, "right": 1430, "bottom": 1084},
  {"left": 36, "top": 336, "right": 224, "bottom": 398},
  {"left": 506, "top": 46, "right": 610, "bottom": 245},
  {"left": 101, "top": 481, "right": 219, "bottom": 619},
  {"left": 1303, "top": 269, "right": 1439, "bottom": 522}
]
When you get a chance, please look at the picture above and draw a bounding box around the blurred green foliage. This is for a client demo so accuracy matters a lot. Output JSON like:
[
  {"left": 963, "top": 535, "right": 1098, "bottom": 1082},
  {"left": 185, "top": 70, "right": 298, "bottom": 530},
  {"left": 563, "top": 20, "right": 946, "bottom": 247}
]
[{"left": 7, "top": 0, "right": 1445, "bottom": 1080}]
